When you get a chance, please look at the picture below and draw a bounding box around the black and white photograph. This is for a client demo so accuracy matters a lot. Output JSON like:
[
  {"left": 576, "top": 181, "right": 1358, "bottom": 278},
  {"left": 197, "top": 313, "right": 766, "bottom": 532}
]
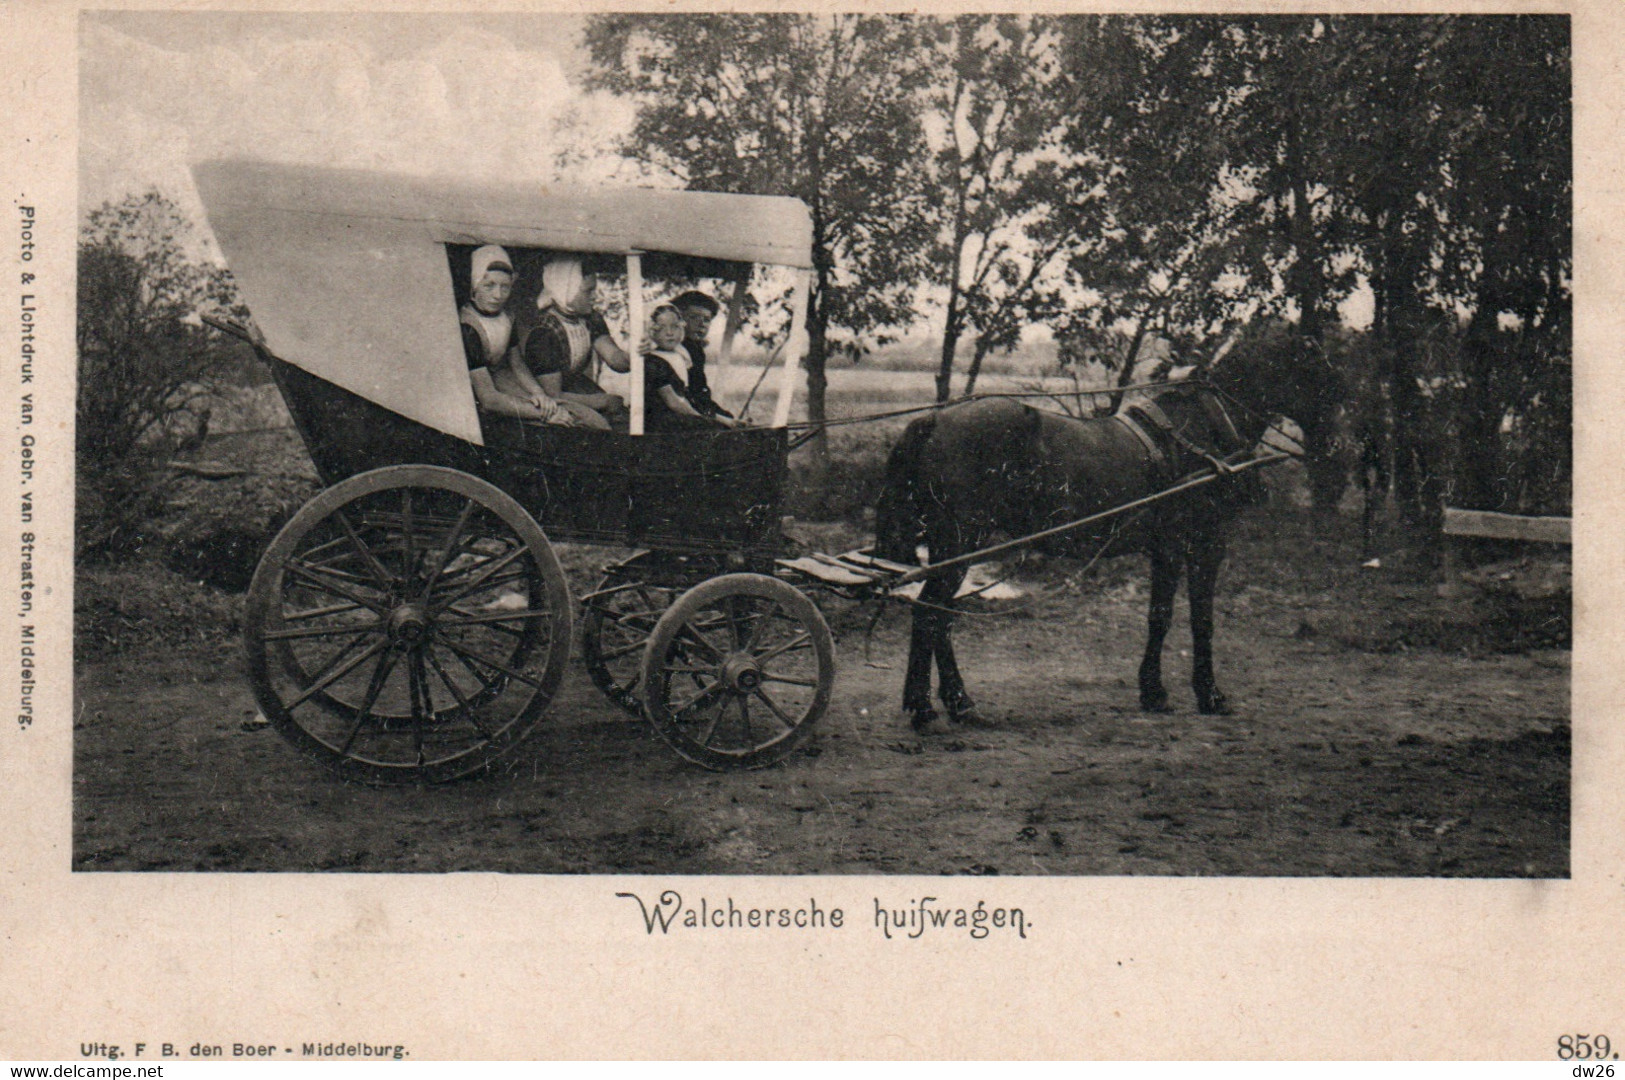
[
  {"left": 4, "top": 1, "right": 1613, "bottom": 1062},
  {"left": 69, "top": 10, "right": 1572, "bottom": 877}
]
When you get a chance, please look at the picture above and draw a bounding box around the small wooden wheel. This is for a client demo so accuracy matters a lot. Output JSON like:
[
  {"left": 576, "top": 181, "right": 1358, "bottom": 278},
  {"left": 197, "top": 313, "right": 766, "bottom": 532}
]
[
  {"left": 641, "top": 573, "right": 833, "bottom": 771},
  {"left": 243, "top": 465, "right": 571, "bottom": 783},
  {"left": 581, "top": 574, "right": 678, "bottom": 718}
]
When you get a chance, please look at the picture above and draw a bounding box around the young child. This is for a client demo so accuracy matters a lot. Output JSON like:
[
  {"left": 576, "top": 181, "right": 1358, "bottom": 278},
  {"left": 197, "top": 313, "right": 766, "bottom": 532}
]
[
  {"left": 670, "top": 289, "right": 734, "bottom": 420},
  {"left": 460, "top": 245, "right": 578, "bottom": 426},
  {"left": 640, "top": 304, "right": 738, "bottom": 433}
]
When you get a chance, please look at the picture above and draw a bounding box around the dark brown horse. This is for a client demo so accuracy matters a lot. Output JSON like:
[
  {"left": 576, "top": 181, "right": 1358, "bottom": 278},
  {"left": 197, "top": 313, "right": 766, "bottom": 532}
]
[{"left": 872, "top": 359, "right": 1309, "bottom": 730}]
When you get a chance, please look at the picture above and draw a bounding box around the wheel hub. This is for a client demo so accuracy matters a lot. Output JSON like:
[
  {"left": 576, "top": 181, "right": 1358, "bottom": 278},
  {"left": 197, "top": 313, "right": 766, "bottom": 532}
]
[
  {"left": 720, "top": 654, "right": 762, "bottom": 693},
  {"left": 387, "top": 602, "right": 432, "bottom": 645}
]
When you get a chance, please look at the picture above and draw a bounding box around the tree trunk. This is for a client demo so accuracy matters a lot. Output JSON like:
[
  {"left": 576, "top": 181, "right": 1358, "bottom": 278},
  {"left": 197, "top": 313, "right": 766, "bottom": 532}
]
[
  {"left": 963, "top": 336, "right": 991, "bottom": 397},
  {"left": 1456, "top": 301, "right": 1507, "bottom": 514},
  {"left": 803, "top": 281, "right": 832, "bottom": 493},
  {"left": 936, "top": 290, "right": 962, "bottom": 404},
  {"left": 1105, "top": 309, "right": 1153, "bottom": 414}
]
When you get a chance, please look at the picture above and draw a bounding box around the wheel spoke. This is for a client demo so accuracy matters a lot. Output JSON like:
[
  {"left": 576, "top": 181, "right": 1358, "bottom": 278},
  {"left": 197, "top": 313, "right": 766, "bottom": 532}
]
[
  {"left": 753, "top": 630, "right": 812, "bottom": 664},
  {"left": 586, "top": 605, "right": 665, "bottom": 625},
  {"left": 285, "top": 636, "right": 389, "bottom": 711},
  {"left": 597, "top": 637, "right": 652, "bottom": 662},
  {"left": 421, "top": 497, "right": 478, "bottom": 594},
  {"left": 283, "top": 559, "right": 389, "bottom": 614},
  {"left": 743, "top": 603, "right": 781, "bottom": 652},
  {"left": 283, "top": 600, "right": 367, "bottom": 622},
  {"left": 759, "top": 672, "right": 818, "bottom": 688},
  {"left": 288, "top": 562, "right": 376, "bottom": 586},
  {"left": 399, "top": 488, "right": 415, "bottom": 583},
  {"left": 447, "top": 643, "right": 501, "bottom": 696},
  {"left": 676, "top": 622, "right": 727, "bottom": 663},
  {"left": 736, "top": 694, "right": 753, "bottom": 747},
  {"left": 425, "top": 555, "right": 513, "bottom": 591},
  {"left": 752, "top": 686, "right": 797, "bottom": 729},
  {"left": 335, "top": 509, "right": 396, "bottom": 590},
  {"left": 263, "top": 619, "right": 382, "bottom": 642},
  {"left": 428, "top": 544, "right": 529, "bottom": 611},
  {"left": 295, "top": 532, "right": 364, "bottom": 568},
  {"left": 439, "top": 638, "right": 546, "bottom": 690},
  {"left": 409, "top": 651, "right": 428, "bottom": 765},
  {"left": 696, "top": 696, "right": 728, "bottom": 748},
  {"left": 425, "top": 645, "right": 496, "bottom": 739},
  {"left": 438, "top": 608, "right": 556, "bottom": 628},
  {"left": 442, "top": 603, "right": 529, "bottom": 639},
  {"left": 672, "top": 678, "right": 728, "bottom": 721},
  {"left": 338, "top": 647, "right": 402, "bottom": 760}
]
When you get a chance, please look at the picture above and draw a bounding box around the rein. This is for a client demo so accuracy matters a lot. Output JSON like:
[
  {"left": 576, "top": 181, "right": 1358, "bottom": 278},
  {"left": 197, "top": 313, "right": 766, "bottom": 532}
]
[{"left": 777, "top": 378, "right": 1192, "bottom": 436}]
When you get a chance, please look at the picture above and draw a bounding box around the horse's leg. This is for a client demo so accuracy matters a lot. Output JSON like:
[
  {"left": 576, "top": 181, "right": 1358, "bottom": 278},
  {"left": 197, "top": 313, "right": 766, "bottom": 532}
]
[
  {"left": 1187, "top": 535, "right": 1233, "bottom": 715},
  {"left": 927, "top": 566, "right": 981, "bottom": 725},
  {"left": 902, "top": 593, "right": 939, "bottom": 730},
  {"left": 1139, "top": 544, "right": 1181, "bottom": 713}
]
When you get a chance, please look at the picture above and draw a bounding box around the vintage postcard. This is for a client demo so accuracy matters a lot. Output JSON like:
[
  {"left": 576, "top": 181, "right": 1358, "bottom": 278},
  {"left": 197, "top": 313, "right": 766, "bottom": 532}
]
[{"left": 0, "top": 0, "right": 1615, "bottom": 1060}]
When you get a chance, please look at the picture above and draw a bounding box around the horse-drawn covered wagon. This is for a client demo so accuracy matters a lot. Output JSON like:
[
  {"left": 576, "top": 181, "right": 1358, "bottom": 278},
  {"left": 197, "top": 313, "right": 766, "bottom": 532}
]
[{"left": 195, "top": 159, "right": 1300, "bottom": 786}]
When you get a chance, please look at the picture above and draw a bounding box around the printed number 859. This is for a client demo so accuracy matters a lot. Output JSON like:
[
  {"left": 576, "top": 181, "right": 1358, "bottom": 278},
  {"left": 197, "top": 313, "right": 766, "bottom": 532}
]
[{"left": 1559, "top": 1034, "right": 1615, "bottom": 1060}]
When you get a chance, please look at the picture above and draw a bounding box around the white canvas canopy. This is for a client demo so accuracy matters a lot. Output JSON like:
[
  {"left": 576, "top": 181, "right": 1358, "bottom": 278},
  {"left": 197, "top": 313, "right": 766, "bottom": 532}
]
[{"left": 192, "top": 159, "right": 814, "bottom": 443}]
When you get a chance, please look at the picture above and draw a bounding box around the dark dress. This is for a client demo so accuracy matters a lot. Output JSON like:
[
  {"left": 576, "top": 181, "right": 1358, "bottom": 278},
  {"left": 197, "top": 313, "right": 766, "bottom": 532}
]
[
  {"left": 643, "top": 352, "right": 722, "bottom": 433},
  {"left": 522, "top": 309, "right": 614, "bottom": 396},
  {"left": 681, "top": 337, "right": 734, "bottom": 419}
]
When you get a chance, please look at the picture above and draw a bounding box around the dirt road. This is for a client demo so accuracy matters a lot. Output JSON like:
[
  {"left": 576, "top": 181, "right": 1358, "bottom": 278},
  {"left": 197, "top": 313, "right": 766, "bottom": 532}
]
[{"left": 74, "top": 511, "right": 1568, "bottom": 876}]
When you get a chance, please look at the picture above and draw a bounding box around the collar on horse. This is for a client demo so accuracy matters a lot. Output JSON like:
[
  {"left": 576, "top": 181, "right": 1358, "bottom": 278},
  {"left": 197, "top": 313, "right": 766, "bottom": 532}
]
[
  {"left": 1113, "top": 401, "right": 1174, "bottom": 477},
  {"left": 1117, "top": 386, "right": 1245, "bottom": 480}
]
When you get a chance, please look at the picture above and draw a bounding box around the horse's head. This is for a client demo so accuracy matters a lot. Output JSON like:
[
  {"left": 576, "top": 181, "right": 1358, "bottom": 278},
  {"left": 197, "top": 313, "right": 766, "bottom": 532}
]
[{"left": 1196, "top": 325, "right": 1343, "bottom": 448}]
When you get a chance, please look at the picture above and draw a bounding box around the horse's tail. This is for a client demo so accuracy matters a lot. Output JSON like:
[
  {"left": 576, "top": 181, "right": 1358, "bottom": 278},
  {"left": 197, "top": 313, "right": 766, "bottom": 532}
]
[{"left": 872, "top": 413, "right": 938, "bottom": 564}]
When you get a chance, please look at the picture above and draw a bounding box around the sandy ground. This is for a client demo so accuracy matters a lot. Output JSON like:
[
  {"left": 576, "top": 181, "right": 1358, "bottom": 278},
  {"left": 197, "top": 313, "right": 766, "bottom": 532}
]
[{"left": 74, "top": 510, "right": 1568, "bottom": 876}]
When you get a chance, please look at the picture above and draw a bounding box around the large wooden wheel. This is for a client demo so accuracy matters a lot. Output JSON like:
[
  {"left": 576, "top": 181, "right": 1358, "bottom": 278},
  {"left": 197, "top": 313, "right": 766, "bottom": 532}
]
[
  {"left": 641, "top": 574, "right": 833, "bottom": 771},
  {"left": 580, "top": 574, "right": 678, "bottom": 718},
  {"left": 244, "top": 465, "right": 572, "bottom": 784}
]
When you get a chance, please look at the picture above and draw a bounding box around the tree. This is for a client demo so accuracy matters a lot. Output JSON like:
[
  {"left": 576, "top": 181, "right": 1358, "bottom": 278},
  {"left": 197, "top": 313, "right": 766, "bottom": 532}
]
[
  {"left": 1431, "top": 16, "right": 1570, "bottom": 516},
  {"left": 925, "top": 16, "right": 1099, "bottom": 401},
  {"left": 583, "top": 14, "right": 940, "bottom": 480},
  {"left": 77, "top": 190, "right": 245, "bottom": 556},
  {"left": 1053, "top": 19, "right": 1284, "bottom": 398}
]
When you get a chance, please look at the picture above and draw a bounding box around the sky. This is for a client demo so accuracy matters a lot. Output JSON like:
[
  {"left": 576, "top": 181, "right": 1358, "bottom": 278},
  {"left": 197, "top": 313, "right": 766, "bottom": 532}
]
[
  {"left": 79, "top": 12, "right": 635, "bottom": 242},
  {"left": 79, "top": 10, "right": 1374, "bottom": 334}
]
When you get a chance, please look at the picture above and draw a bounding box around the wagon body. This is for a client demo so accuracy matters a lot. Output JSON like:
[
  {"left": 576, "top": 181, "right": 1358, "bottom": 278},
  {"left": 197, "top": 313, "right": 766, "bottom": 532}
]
[{"left": 268, "top": 355, "right": 789, "bottom": 562}]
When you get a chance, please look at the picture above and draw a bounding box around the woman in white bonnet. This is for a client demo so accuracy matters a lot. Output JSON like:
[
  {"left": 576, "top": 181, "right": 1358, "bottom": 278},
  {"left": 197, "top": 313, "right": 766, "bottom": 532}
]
[
  {"left": 459, "top": 245, "right": 579, "bottom": 426},
  {"left": 518, "top": 255, "right": 629, "bottom": 429}
]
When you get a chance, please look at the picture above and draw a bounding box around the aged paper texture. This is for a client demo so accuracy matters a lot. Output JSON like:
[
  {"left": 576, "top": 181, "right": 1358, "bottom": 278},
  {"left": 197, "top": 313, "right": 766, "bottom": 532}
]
[{"left": 1, "top": 0, "right": 1614, "bottom": 1060}]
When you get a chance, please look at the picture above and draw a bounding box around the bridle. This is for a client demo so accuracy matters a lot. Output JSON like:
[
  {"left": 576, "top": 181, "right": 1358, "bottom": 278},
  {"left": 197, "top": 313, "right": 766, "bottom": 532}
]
[{"left": 1188, "top": 370, "right": 1307, "bottom": 459}]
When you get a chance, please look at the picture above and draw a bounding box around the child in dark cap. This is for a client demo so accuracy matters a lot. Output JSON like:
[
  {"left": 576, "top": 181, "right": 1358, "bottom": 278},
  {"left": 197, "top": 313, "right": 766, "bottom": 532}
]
[{"left": 671, "top": 289, "right": 735, "bottom": 421}]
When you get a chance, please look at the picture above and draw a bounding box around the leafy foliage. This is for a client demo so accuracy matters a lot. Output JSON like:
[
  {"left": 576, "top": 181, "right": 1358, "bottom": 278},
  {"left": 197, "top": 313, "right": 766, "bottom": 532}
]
[
  {"left": 925, "top": 16, "right": 1097, "bottom": 400},
  {"left": 77, "top": 190, "right": 246, "bottom": 559},
  {"left": 583, "top": 14, "right": 940, "bottom": 472}
]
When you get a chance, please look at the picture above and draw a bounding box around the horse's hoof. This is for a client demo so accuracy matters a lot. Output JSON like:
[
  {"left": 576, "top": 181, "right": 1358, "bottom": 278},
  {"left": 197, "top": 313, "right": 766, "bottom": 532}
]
[
  {"left": 947, "top": 703, "right": 987, "bottom": 727},
  {"left": 909, "top": 707, "right": 939, "bottom": 733},
  {"left": 1140, "top": 691, "right": 1171, "bottom": 714},
  {"left": 1198, "top": 695, "right": 1233, "bottom": 716}
]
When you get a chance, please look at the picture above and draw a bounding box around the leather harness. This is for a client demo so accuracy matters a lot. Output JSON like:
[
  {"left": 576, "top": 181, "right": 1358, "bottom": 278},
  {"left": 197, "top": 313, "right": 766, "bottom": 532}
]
[{"left": 1113, "top": 391, "right": 1246, "bottom": 480}]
